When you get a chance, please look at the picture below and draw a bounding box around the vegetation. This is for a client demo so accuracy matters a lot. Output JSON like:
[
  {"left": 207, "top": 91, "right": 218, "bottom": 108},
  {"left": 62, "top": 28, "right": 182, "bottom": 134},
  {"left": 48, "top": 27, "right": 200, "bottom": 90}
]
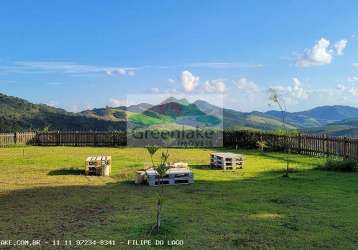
[
  {"left": 318, "top": 158, "right": 357, "bottom": 172},
  {"left": 1, "top": 146, "right": 358, "bottom": 249},
  {"left": 0, "top": 93, "right": 126, "bottom": 132},
  {"left": 268, "top": 88, "right": 291, "bottom": 177},
  {"left": 146, "top": 146, "right": 170, "bottom": 232},
  {"left": 256, "top": 138, "right": 269, "bottom": 152}
]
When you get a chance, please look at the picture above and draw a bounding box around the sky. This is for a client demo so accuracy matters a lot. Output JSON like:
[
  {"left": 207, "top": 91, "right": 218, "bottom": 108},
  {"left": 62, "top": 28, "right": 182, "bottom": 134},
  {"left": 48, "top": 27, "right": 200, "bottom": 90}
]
[{"left": 1, "top": 0, "right": 358, "bottom": 112}]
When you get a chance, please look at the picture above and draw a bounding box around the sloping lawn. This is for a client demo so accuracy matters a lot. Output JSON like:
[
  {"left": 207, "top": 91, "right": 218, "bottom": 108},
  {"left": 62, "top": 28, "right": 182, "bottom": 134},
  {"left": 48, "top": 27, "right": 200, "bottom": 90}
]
[{"left": 0, "top": 146, "right": 358, "bottom": 249}]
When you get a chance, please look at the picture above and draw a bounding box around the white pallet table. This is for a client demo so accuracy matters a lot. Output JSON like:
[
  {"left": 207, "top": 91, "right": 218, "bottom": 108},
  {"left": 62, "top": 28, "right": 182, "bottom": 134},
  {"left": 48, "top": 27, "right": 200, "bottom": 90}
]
[
  {"left": 210, "top": 152, "right": 244, "bottom": 170},
  {"left": 145, "top": 167, "right": 194, "bottom": 186}
]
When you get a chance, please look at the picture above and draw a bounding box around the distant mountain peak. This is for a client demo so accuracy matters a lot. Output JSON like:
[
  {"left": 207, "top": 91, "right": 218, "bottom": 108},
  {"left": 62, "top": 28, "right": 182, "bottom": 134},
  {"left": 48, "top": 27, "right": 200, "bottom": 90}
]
[
  {"left": 161, "top": 97, "right": 190, "bottom": 105},
  {"left": 127, "top": 102, "right": 153, "bottom": 113}
]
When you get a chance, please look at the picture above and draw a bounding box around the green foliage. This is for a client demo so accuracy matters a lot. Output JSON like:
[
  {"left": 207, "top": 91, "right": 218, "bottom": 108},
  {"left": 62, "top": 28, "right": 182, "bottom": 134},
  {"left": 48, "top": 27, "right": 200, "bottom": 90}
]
[
  {"left": 146, "top": 146, "right": 159, "bottom": 167},
  {"left": 145, "top": 146, "right": 170, "bottom": 177},
  {"left": 145, "top": 146, "right": 171, "bottom": 177},
  {"left": 318, "top": 158, "right": 357, "bottom": 172},
  {"left": 42, "top": 126, "right": 50, "bottom": 132},
  {"left": 256, "top": 139, "right": 269, "bottom": 152},
  {"left": 146, "top": 146, "right": 159, "bottom": 156},
  {"left": 156, "top": 151, "right": 170, "bottom": 177}
]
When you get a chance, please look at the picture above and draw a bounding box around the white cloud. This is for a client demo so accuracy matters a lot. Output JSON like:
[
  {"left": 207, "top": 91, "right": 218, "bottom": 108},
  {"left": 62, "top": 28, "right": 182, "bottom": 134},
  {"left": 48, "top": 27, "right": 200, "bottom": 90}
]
[
  {"left": 270, "top": 78, "right": 308, "bottom": 103},
  {"left": 127, "top": 70, "right": 135, "bottom": 76},
  {"left": 336, "top": 83, "right": 358, "bottom": 97},
  {"left": 289, "top": 78, "right": 308, "bottom": 99},
  {"left": 105, "top": 68, "right": 127, "bottom": 76},
  {"left": 109, "top": 98, "right": 126, "bottom": 107},
  {"left": 349, "top": 88, "right": 358, "bottom": 97},
  {"left": 168, "top": 78, "right": 176, "bottom": 84},
  {"left": 46, "top": 100, "right": 59, "bottom": 107},
  {"left": 181, "top": 70, "right": 199, "bottom": 93},
  {"left": 234, "top": 77, "right": 259, "bottom": 93},
  {"left": 5, "top": 61, "right": 136, "bottom": 76},
  {"left": 335, "top": 39, "right": 347, "bottom": 55},
  {"left": 348, "top": 76, "right": 358, "bottom": 82},
  {"left": 204, "top": 80, "right": 226, "bottom": 93},
  {"left": 296, "top": 38, "right": 332, "bottom": 66},
  {"left": 148, "top": 87, "right": 178, "bottom": 94},
  {"left": 353, "top": 63, "right": 358, "bottom": 68},
  {"left": 334, "top": 82, "right": 358, "bottom": 97},
  {"left": 150, "top": 87, "right": 160, "bottom": 93},
  {"left": 337, "top": 84, "right": 346, "bottom": 91},
  {"left": 296, "top": 38, "right": 347, "bottom": 67}
]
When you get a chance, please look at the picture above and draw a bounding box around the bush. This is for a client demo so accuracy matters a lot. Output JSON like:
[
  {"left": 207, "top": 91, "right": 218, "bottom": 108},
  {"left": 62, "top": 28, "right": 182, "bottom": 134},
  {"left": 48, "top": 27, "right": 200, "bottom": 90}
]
[{"left": 318, "top": 159, "right": 357, "bottom": 172}]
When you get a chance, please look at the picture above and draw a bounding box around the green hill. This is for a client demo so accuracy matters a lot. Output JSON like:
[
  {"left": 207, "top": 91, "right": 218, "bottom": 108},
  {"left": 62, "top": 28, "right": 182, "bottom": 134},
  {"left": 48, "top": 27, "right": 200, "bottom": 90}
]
[
  {"left": 266, "top": 105, "right": 358, "bottom": 128},
  {"left": 81, "top": 107, "right": 127, "bottom": 121},
  {"left": 307, "top": 118, "right": 358, "bottom": 137},
  {"left": 0, "top": 93, "right": 126, "bottom": 132}
]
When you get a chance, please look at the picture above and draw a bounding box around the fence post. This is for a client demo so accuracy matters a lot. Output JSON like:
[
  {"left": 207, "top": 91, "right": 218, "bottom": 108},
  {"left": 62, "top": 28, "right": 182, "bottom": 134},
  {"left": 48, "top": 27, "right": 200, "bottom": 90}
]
[
  {"left": 57, "top": 131, "right": 60, "bottom": 146},
  {"left": 298, "top": 133, "right": 301, "bottom": 154},
  {"left": 94, "top": 131, "right": 97, "bottom": 146},
  {"left": 343, "top": 137, "right": 348, "bottom": 160},
  {"left": 75, "top": 131, "right": 78, "bottom": 146},
  {"left": 324, "top": 134, "right": 328, "bottom": 157},
  {"left": 14, "top": 132, "right": 18, "bottom": 144}
]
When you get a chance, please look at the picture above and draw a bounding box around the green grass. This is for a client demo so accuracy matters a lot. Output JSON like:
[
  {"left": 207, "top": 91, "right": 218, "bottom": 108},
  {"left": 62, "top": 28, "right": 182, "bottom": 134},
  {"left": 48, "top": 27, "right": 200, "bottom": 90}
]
[{"left": 1, "top": 147, "right": 358, "bottom": 249}]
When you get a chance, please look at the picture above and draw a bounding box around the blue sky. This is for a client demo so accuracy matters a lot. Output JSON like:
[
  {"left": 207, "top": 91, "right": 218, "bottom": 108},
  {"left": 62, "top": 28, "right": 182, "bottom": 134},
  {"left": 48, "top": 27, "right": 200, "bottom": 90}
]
[{"left": 1, "top": 0, "right": 358, "bottom": 112}]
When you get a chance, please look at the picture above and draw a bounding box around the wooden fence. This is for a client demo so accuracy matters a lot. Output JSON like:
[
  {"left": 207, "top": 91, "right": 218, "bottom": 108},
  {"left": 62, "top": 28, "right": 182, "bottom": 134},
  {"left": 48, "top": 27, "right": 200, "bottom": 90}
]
[
  {"left": 1, "top": 130, "right": 358, "bottom": 160},
  {"left": 0, "top": 132, "right": 36, "bottom": 146},
  {"left": 223, "top": 131, "right": 358, "bottom": 160},
  {"left": 36, "top": 131, "right": 126, "bottom": 146}
]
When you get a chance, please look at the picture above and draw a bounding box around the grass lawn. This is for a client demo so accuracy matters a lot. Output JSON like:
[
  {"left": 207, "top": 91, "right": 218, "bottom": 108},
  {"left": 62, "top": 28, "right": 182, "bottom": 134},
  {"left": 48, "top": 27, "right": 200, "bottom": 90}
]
[{"left": 1, "top": 146, "right": 358, "bottom": 249}]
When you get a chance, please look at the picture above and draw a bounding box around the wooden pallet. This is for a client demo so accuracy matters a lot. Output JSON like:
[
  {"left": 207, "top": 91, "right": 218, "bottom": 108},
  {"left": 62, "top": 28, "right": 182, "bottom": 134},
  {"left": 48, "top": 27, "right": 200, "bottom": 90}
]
[
  {"left": 85, "top": 156, "right": 112, "bottom": 176},
  {"left": 145, "top": 168, "right": 194, "bottom": 186},
  {"left": 210, "top": 152, "right": 244, "bottom": 170}
]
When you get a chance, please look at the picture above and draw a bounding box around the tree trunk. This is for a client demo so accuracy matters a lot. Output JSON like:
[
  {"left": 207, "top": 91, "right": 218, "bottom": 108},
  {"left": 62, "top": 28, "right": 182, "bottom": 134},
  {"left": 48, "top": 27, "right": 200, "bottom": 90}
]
[
  {"left": 156, "top": 175, "right": 161, "bottom": 232},
  {"left": 156, "top": 197, "right": 161, "bottom": 232}
]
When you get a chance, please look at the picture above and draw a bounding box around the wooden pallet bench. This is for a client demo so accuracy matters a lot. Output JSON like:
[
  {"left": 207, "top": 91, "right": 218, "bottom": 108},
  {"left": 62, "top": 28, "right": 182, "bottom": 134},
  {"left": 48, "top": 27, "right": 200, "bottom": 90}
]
[
  {"left": 210, "top": 152, "right": 244, "bottom": 170},
  {"left": 85, "top": 156, "right": 112, "bottom": 176},
  {"left": 146, "top": 168, "right": 194, "bottom": 186}
]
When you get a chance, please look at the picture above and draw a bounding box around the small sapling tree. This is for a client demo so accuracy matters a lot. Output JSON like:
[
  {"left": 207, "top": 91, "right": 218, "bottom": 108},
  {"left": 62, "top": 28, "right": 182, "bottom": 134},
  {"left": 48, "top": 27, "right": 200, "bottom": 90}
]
[
  {"left": 268, "top": 88, "right": 290, "bottom": 177},
  {"left": 146, "top": 146, "right": 170, "bottom": 232}
]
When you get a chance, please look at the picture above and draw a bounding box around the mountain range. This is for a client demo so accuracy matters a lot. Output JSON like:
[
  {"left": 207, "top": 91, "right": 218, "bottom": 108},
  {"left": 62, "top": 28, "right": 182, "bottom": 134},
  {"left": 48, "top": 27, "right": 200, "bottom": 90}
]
[{"left": 2, "top": 92, "right": 358, "bottom": 137}]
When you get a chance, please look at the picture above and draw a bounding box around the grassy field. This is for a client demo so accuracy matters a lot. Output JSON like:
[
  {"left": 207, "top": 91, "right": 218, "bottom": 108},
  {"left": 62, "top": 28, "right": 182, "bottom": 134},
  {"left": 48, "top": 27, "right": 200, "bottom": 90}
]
[{"left": 0, "top": 146, "right": 358, "bottom": 249}]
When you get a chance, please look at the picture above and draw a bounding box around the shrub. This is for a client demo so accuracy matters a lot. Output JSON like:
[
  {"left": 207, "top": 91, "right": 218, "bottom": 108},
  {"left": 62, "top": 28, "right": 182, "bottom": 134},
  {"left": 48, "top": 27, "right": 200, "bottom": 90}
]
[
  {"left": 318, "top": 159, "right": 357, "bottom": 172},
  {"left": 256, "top": 139, "right": 269, "bottom": 152}
]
